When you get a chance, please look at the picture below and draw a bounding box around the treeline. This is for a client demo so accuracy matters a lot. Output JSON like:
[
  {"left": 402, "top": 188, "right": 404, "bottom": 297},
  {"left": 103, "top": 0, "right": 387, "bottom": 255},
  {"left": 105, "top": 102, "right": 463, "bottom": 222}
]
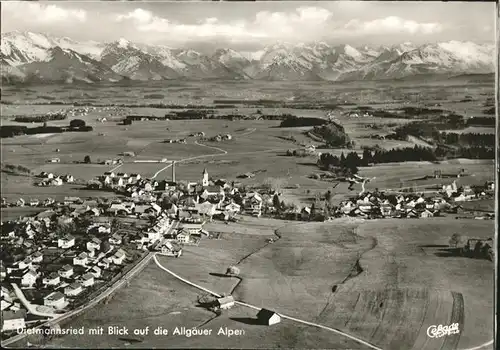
[
  {"left": 279, "top": 116, "right": 326, "bottom": 127},
  {"left": 318, "top": 146, "right": 438, "bottom": 173},
  {"left": 12, "top": 112, "right": 67, "bottom": 123},
  {"left": 466, "top": 116, "right": 495, "bottom": 126},
  {"left": 1, "top": 124, "right": 93, "bottom": 138},
  {"left": 438, "top": 132, "right": 495, "bottom": 147},
  {"left": 435, "top": 146, "right": 494, "bottom": 160}
]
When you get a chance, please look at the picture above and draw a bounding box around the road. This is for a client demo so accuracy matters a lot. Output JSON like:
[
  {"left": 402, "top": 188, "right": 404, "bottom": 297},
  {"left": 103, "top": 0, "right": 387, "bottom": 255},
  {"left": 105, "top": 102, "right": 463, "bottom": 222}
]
[
  {"left": 2, "top": 220, "right": 178, "bottom": 348},
  {"left": 152, "top": 254, "right": 383, "bottom": 350},
  {"left": 11, "top": 283, "right": 57, "bottom": 318}
]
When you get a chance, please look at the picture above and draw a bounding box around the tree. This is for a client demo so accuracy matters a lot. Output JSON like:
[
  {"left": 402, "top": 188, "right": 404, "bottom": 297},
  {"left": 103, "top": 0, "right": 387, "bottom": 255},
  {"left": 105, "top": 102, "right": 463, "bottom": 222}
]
[
  {"left": 100, "top": 239, "right": 111, "bottom": 253},
  {"left": 84, "top": 155, "right": 91, "bottom": 164},
  {"left": 226, "top": 266, "right": 240, "bottom": 276},
  {"left": 263, "top": 177, "right": 286, "bottom": 193},
  {"left": 325, "top": 190, "right": 333, "bottom": 204},
  {"left": 70, "top": 119, "right": 86, "bottom": 128},
  {"left": 273, "top": 194, "right": 281, "bottom": 211},
  {"left": 449, "top": 234, "right": 468, "bottom": 249}
]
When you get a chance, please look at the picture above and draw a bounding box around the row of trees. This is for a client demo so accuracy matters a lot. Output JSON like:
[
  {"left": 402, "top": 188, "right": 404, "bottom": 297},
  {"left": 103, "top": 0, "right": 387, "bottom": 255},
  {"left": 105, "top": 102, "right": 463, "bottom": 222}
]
[
  {"left": 437, "top": 132, "right": 495, "bottom": 147},
  {"left": 318, "top": 145, "right": 439, "bottom": 173}
]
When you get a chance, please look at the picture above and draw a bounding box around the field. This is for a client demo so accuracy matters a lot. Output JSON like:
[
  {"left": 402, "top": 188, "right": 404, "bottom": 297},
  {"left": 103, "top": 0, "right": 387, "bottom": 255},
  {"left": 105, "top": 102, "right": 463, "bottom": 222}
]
[{"left": 36, "top": 217, "right": 494, "bottom": 350}]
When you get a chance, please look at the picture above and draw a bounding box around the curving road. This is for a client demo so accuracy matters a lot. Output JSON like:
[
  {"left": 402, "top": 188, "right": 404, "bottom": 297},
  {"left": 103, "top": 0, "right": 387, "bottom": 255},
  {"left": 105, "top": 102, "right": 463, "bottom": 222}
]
[{"left": 152, "top": 254, "right": 383, "bottom": 350}]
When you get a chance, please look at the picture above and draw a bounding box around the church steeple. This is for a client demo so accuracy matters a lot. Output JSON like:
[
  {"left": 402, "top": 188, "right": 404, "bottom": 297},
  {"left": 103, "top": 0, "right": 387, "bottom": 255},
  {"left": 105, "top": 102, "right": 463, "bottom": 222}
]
[{"left": 202, "top": 168, "right": 209, "bottom": 187}]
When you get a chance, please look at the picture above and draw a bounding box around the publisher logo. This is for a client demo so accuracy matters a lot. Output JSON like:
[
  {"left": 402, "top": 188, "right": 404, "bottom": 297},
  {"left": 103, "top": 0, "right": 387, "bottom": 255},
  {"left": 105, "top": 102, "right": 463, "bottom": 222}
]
[{"left": 427, "top": 323, "right": 460, "bottom": 338}]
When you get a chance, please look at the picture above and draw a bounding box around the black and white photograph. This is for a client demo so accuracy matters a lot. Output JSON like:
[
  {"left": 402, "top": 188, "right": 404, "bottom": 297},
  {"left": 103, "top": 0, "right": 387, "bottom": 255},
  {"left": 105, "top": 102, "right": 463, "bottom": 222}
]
[{"left": 0, "top": 1, "right": 497, "bottom": 349}]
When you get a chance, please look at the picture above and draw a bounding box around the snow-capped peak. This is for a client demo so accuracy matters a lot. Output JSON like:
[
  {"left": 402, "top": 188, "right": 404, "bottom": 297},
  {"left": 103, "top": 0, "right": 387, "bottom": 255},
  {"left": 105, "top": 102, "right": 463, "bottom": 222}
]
[{"left": 117, "top": 38, "right": 131, "bottom": 49}]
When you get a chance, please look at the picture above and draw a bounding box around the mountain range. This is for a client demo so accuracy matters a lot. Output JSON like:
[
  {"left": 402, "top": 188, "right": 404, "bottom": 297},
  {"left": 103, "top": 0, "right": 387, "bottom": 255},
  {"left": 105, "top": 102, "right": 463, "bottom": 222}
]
[{"left": 0, "top": 31, "right": 495, "bottom": 84}]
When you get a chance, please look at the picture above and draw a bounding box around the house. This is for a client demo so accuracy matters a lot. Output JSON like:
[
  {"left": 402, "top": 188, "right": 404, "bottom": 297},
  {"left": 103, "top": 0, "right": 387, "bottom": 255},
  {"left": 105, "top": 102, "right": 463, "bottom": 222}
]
[
  {"left": 98, "top": 258, "right": 111, "bottom": 269},
  {"left": 107, "top": 204, "right": 131, "bottom": 216},
  {"left": 112, "top": 250, "right": 126, "bottom": 265},
  {"left": 29, "top": 199, "right": 40, "bottom": 207},
  {"left": 301, "top": 207, "right": 312, "bottom": 220},
  {"left": 1, "top": 310, "right": 26, "bottom": 332},
  {"left": 43, "top": 272, "right": 60, "bottom": 286},
  {"left": 18, "top": 257, "right": 32, "bottom": 270},
  {"left": 180, "top": 223, "right": 203, "bottom": 235},
  {"left": 420, "top": 209, "right": 434, "bottom": 218},
  {"left": 109, "top": 234, "right": 123, "bottom": 245},
  {"left": 59, "top": 264, "right": 74, "bottom": 278},
  {"left": 177, "top": 231, "right": 191, "bottom": 244},
  {"left": 80, "top": 273, "right": 95, "bottom": 287},
  {"left": 87, "top": 237, "right": 101, "bottom": 251},
  {"left": 89, "top": 266, "right": 102, "bottom": 278},
  {"left": 73, "top": 252, "right": 88, "bottom": 266},
  {"left": 44, "top": 291, "right": 66, "bottom": 309},
  {"left": 31, "top": 251, "right": 43, "bottom": 263},
  {"left": 62, "top": 174, "right": 74, "bottom": 183},
  {"left": 104, "top": 171, "right": 115, "bottom": 178},
  {"left": 65, "top": 282, "right": 83, "bottom": 297},
  {"left": 64, "top": 197, "right": 82, "bottom": 206},
  {"left": 223, "top": 202, "right": 241, "bottom": 214},
  {"left": 112, "top": 177, "right": 125, "bottom": 187},
  {"left": 130, "top": 173, "right": 141, "bottom": 181},
  {"left": 256, "top": 308, "right": 281, "bottom": 326},
  {"left": 116, "top": 172, "right": 129, "bottom": 178},
  {"left": 21, "top": 270, "right": 37, "bottom": 287},
  {"left": 48, "top": 158, "right": 60, "bottom": 163},
  {"left": 58, "top": 235, "right": 75, "bottom": 249},
  {"left": 16, "top": 198, "right": 25, "bottom": 207},
  {"left": 244, "top": 193, "right": 263, "bottom": 216},
  {"left": 216, "top": 296, "right": 235, "bottom": 310}
]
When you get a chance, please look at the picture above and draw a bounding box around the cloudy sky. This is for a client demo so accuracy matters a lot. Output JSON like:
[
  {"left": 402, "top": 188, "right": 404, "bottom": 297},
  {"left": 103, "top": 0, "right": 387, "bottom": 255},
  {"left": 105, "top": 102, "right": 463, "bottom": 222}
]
[{"left": 1, "top": 1, "right": 495, "bottom": 50}]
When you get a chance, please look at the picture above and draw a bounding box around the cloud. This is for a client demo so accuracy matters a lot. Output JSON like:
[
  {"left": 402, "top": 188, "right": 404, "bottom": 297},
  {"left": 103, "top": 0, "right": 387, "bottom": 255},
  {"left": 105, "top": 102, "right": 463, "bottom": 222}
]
[
  {"left": 344, "top": 16, "right": 442, "bottom": 35},
  {"left": 113, "top": 7, "right": 333, "bottom": 43},
  {"left": 2, "top": 3, "right": 87, "bottom": 24}
]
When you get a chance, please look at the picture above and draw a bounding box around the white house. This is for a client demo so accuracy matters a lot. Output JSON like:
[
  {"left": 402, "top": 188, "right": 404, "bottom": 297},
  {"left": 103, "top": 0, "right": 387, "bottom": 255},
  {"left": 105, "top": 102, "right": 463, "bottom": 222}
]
[
  {"left": 59, "top": 264, "right": 74, "bottom": 278},
  {"left": 43, "top": 272, "right": 60, "bottom": 286},
  {"left": 89, "top": 266, "right": 102, "bottom": 278},
  {"left": 58, "top": 235, "right": 75, "bottom": 249},
  {"left": 217, "top": 296, "right": 235, "bottom": 310},
  {"left": 180, "top": 223, "right": 203, "bottom": 235},
  {"left": 21, "top": 271, "right": 37, "bottom": 287},
  {"left": 44, "top": 291, "right": 66, "bottom": 310},
  {"left": 224, "top": 202, "right": 241, "bottom": 214},
  {"left": 86, "top": 237, "right": 101, "bottom": 251},
  {"left": 112, "top": 250, "right": 126, "bottom": 265},
  {"left": 176, "top": 231, "right": 191, "bottom": 244},
  {"left": 31, "top": 251, "right": 43, "bottom": 263},
  {"left": 109, "top": 234, "right": 122, "bottom": 245},
  {"left": 73, "top": 252, "right": 88, "bottom": 266},
  {"left": 1, "top": 310, "right": 26, "bottom": 332},
  {"left": 80, "top": 273, "right": 95, "bottom": 287},
  {"left": 98, "top": 258, "right": 111, "bottom": 269},
  {"left": 65, "top": 282, "right": 83, "bottom": 297}
]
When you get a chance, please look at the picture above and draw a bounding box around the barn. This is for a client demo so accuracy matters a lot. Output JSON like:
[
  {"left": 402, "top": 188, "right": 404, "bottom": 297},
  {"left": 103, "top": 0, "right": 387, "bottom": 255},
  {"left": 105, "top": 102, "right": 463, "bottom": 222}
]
[{"left": 256, "top": 308, "right": 281, "bottom": 326}]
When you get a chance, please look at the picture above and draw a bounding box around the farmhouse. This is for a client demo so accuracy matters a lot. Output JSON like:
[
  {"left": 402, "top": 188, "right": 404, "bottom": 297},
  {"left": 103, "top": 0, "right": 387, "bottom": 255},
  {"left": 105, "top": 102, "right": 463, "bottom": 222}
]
[
  {"left": 256, "top": 308, "right": 281, "bottom": 326},
  {"left": 216, "top": 296, "right": 235, "bottom": 310},
  {"left": 1, "top": 310, "right": 26, "bottom": 332},
  {"left": 44, "top": 291, "right": 66, "bottom": 309},
  {"left": 176, "top": 231, "right": 191, "bottom": 244}
]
